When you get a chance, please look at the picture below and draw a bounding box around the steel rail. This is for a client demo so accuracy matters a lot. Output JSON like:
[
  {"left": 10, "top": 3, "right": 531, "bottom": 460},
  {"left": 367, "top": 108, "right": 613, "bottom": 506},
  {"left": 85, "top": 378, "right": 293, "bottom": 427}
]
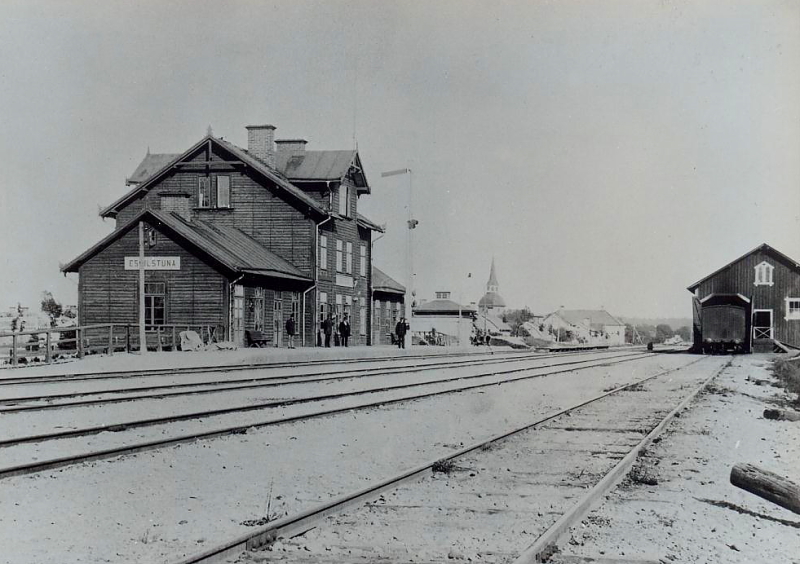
[
  {"left": 511, "top": 357, "right": 732, "bottom": 563},
  {"left": 169, "top": 356, "right": 712, "bottom": 564},
  {"left": 0, "top": 353, "right": 650, "bottom": 448},
  {"left": 0, "top": 348, "right": 536, "bottom": 387},
  {"left": 0, "top": 349, "right": 629, "bottom": 412},
  {"left": 0, "top": 351, "right": 654, "bottom": 480},
  {"left": 0, "top": 350, "right": 647, "bottom": 447}
]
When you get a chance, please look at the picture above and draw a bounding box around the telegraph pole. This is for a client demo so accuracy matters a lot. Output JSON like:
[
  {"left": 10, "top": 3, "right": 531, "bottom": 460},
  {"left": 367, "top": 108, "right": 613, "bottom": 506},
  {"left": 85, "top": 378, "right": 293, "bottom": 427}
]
[{"left": 138, "top": 221, "right": 147, "bottom": 354}]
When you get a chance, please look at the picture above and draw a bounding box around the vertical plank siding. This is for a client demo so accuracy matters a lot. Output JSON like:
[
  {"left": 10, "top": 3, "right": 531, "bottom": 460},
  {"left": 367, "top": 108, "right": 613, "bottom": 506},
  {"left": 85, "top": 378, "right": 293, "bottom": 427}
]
[
  {"left": 77, "top": 140, "right": 380, "bottom": 348},
  {"left": 695, "top": 249, "right": 800, "bottom": 348},
  {"left": 78, "top": 221, "right": 227, "bottom": 330}
]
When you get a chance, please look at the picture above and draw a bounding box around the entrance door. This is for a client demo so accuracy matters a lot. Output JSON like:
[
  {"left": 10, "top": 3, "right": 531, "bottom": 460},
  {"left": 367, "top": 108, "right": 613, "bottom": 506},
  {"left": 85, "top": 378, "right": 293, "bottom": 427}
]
[
  {"left": 253, "top": 288, "right": 265, "bottom": 331},
  {"left": 753, "top": 309, "right": 773, "bottom": 339},
  {"left": 232, "top": 285, "right": 245, "bottom": 345},
  {"left": 273, "top": 292, "right": 283, "bottom": 347}
]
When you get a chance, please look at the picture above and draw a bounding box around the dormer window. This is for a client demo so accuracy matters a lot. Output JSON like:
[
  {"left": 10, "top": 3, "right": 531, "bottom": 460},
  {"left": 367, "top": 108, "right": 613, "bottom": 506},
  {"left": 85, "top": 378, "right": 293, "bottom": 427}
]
[
  {"left": 198, "top": 177, "right": 211, "bottom": 208},
  {"left": 754, "top": 261, "right": 774, "bottom": 286}
]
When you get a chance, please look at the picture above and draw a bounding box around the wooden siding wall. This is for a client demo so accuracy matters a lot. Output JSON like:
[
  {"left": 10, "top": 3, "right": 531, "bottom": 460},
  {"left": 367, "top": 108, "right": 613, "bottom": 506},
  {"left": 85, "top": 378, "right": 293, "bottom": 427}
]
[
  {"left": 695, "top": 250, "right": 800, "bottom": 347},
  {"left": 311, "top": 184, "right": 372, "bottom": 346},
  {"left": 115, "top": 147, "right": 315, "bottom": 276},
  {"left": 78, "top": 220, "right": 227, "bottom": 329}
]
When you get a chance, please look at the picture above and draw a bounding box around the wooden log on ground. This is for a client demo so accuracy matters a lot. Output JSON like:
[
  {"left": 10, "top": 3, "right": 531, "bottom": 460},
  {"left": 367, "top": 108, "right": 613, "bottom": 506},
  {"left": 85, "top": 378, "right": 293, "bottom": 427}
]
[
  {"left": 730, "top": 463, "right": 800, "bottom": 514},
  {"left": 763, "top": 408, "right": 800, "bottom": 422}
]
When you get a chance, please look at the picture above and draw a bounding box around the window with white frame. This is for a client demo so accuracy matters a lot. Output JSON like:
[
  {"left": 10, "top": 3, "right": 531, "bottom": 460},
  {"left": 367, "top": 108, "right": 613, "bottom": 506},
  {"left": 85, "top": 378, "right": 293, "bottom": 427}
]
[
  {"left": 786, "top": 298, "right": 800, "bottom": 320},
  {"left": 198, "top": 177, "right": 211, "bottom": 208},
  {"left": 216, "top": 176, "right": 231, "bottom": 208},
  {"left": 346, "top": 242, "right": 353, "bottom": 274},
  {"left": 319, "top": 235, "right": 328, "bottom": 270},
  {"left": 335, "top": 294, "right": 343, "bottom": 323},
  {"left": 319, "top": 292, "right": 328, "bottom": 324},
  {"left": 359, "top": 245, "right": 366, "bottom": 277},
  {"left": 291, "top": 292, "right": 300, "bottom": 320},
  {"left": 754, "top": 261, "right": 774, "bottom": 286},
  {"left": 338, "top": 185, "right": 347, "bottom": 216},
  {"left": 336, "top": 240, "right": 343, "bottom": 272}
]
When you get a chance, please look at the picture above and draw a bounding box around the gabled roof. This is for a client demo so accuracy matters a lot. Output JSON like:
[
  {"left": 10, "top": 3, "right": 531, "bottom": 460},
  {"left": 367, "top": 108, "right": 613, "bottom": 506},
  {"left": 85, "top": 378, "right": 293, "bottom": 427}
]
[
  {"left": 687, "top": 243, "right": 800, "bottom": 292},
  {"left": 276, "top": 150, "right": 370, "bottom": 193},
  {"left": 356, "top": 213, "right": 384, "bottom": 232},
  {"left": 414, "top": 299, "right": 476, "bottom": 315},
  {"left": 102, "top": 135, "right": 327, "bottom": 220},
  {"left": 61, "top": 209, "right": 311, "bottom": 282},
  {"left": 126, "top": 152, "right": 180, "bottom": 185},
  {"left": 552, "top": 309, "right": 625, "bottom": 330},
  {"left": 372, "top": 266, "right": 405, "bottom": 295}
]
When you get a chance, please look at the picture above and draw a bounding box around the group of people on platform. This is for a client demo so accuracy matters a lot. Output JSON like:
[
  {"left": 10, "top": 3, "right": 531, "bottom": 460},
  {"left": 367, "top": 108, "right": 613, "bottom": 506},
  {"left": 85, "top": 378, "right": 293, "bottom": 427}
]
[
  {"left": 286, "top": 313, "right": 413, "bottom": 349},
  {"left": 319, "top": 314, "right": 352, "bottom": 347}
]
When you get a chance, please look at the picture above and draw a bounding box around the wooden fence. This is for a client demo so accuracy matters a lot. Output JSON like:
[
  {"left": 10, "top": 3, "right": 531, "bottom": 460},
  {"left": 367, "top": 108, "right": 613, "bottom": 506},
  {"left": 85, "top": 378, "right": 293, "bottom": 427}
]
[{"left": 0, "top": 324, "right": 224, "bottom": 367}]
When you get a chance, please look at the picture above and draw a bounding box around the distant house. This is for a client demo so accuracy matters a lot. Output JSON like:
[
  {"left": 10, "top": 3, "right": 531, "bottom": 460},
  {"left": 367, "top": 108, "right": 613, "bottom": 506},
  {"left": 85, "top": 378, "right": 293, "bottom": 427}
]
[
  {"left": 412, "top": 295, "right": 476, "bottom": 345},
  {"left": 541, "top": 309, "right": 626, "bottom": 345},
  {"left": 372, "top": 266, "right": 404, "bottom": 345},
  {"left": 687, "top": 243, "right": 800, "bottom": 352},
  {"left": 62, "top": 124, "right": 384, "bottom": 348}
]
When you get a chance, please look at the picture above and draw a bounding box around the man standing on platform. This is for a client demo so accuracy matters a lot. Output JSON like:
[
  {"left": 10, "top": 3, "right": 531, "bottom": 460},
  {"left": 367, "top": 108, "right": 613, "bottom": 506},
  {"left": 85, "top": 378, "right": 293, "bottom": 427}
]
[
  {"left": 395, "top": 317, "right": 408, "bottom": 349},
  {"left": 285, "top": 313, "right": 296, "bottom": 349},
  {"left": 339, "top": 314, "right": 351, "bottom": 347},
  {"left": 322, "top": 314, "right": 333, "bottom": 347}
]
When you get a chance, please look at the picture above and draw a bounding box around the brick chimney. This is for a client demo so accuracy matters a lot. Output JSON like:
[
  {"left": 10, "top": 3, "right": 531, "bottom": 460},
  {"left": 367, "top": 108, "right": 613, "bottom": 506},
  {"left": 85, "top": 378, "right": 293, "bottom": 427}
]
[
  {"left": 275, "top": 139, "right": 307, "bottom": 158},
  {"left": 245, "top": 124, "right": 276, "bottom": 168}
]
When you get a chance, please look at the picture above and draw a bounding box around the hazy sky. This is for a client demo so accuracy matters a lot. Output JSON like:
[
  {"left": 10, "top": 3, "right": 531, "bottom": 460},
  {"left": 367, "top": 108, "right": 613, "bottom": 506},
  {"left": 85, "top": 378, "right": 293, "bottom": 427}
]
[{"left": 1, "top": 0, "right": 798, "bottom": 319}]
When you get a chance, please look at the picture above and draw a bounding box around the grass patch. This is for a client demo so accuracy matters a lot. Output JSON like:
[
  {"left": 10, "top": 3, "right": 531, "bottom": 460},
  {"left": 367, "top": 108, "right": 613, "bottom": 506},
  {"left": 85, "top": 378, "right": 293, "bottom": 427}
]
[
  {"left": 772, "top": 359, "right": 800, "bottom": 406},
  {"left": 432, "top": 458, "right": 457, "bottom": 475}
]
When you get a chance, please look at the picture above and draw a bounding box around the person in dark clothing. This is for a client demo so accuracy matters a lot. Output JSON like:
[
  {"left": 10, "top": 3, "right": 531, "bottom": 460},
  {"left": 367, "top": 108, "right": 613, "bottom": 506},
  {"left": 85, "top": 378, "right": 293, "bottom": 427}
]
[
  {"left": 339, "top": 315, "right": 351, "bottom": 347},
  {"left": 395, "top": 317, "right": 408, "bottom": 349},
  {"left": 322, "top": 315, "right": 333, "bottom": 347},
  {"left": 285, "top": 314, "right": 296, "bottom": 349}
]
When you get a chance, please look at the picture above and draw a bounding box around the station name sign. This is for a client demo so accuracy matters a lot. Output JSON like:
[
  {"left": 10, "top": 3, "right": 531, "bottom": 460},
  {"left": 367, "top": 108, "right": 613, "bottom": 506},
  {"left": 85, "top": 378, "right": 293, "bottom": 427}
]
[{"left": 124, "top": 257, "right": 181, "bottom": 270}]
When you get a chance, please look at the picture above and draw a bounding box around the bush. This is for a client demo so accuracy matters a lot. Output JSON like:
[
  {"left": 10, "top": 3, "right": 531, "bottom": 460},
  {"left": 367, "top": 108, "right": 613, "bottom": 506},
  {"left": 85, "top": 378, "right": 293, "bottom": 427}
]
[{"left": 772, "top": 359, "right": 800, "bottom": 405}]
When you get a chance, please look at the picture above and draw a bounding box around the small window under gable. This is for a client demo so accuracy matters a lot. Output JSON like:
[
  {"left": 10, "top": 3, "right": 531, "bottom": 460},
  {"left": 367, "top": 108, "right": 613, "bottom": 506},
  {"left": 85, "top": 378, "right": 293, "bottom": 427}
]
[
  {"left": 754, "top": 261, "right": 774, "bottom": 286},
  {"left": 786, "top": 298, "right": 800, "bottom": 320},
  {"left": 216, "top": 176, "right": 230, "bottom": 208},
  {"left": 198, "top": 177, "right": 211, "bottom": 208}
]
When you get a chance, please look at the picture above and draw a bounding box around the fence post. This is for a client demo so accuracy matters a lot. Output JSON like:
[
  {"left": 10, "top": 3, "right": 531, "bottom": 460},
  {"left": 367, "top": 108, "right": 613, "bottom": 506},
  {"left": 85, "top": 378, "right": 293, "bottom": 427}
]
[
  {"left": 126, "top": 325, "right": 131, "bottom": 353},
  {"left": 11, "top": 334, "right": 17, "bottom": 366},
  {"left": 172, "top": 326, "right": 177, "bottom": 351},
  {"left": 77, "top": 327, "right": 84, "bottom": 358},
  {"left": 108, "top": 324, "right": 114, "bottom": 355},
  {"left": 157, "top": 326, "right": 163, "bottom": 352},
  {"left": 45, "top": 332, "right": 52, "bottom": 364}
]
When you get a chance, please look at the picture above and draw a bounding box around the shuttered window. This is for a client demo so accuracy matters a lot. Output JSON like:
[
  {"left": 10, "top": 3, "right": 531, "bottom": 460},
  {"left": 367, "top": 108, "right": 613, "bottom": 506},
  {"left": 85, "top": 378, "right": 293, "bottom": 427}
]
[
  {"left": 198, "top": 178, "right": 211, "bottom": 208},
  {"left": 346, "top": 242, "right": 353, "bottom": 274},
  {"left": 336, "top": 240, "right": 343, "bottom": 272},
  {"left": 754, "top": 262, "right": 774, "bottom": 286},
  {"left": 319, "top": 292, "right": 328, "bottom": 323},
  {"left": 359, "top": 245, "right": 366, "bottom": 277},
  {"left": 216, "top": 176, "right": 230, "bottom": 208},
  {"left": 319, "top": 235, "right": 328, "bottom": 270},
  {"left": 338, "top": 186, "right": 347, "bottom": 216}
]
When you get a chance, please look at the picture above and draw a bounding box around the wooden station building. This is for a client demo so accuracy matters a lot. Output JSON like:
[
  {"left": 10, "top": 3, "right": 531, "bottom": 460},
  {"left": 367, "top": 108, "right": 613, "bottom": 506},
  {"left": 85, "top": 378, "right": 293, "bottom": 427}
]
[
  {"left": 62, "top": 124, "right": 393, "bottom": 348},
  {"left": 688, "top": 243, "right": 800, "bottom": 352}
]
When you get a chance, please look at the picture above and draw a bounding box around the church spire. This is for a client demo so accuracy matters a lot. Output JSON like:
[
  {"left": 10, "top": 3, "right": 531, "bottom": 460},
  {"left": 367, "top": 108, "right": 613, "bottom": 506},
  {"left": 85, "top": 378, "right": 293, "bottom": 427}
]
[{"left": 487, "top": 257, "right": 499, "bottom": 293}]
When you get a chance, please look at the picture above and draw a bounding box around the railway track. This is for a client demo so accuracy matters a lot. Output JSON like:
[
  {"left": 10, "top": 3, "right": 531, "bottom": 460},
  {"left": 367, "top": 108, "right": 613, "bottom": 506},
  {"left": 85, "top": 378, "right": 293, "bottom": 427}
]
[
  {"left": 0, "top": 349, "right": 639, "bottom": 411},
  {"left": 170, "top": 354, "right": 728, "bottom": 564},
  {"left": 0, "top": 349, "right": 655, "bottom": 480},
  {"left": 0, "top": 348, "right": 547, "bottom": 387}
]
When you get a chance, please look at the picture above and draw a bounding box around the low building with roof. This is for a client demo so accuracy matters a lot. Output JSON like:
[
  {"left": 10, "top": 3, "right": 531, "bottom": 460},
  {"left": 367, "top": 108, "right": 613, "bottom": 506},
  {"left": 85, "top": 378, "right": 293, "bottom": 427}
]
[
  {"left": 371, "top": 266, "right": 405, "bottom": 345},
  {"left": 541, "top": 309, "right": 626, "bottom": 346},
  {"left": 62, "top": 123, "right": 384, "bottom": 348},
  {"left": 412, "top": 291, "right": 476, "bottom": 346}
]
